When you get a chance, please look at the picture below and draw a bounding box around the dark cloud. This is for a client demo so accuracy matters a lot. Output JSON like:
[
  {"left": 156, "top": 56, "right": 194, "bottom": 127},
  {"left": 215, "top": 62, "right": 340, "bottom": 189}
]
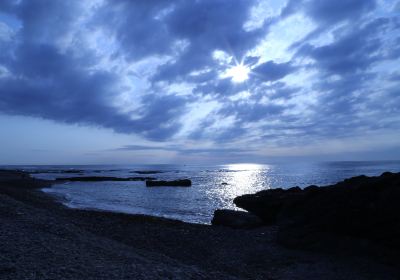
[
  {"left": 281, "top": 0, "right": 376, "bottom": 25},
  {"left": 96, "top": 0, "right": 174, "bottom": 60},
  {"left": 0, "top": 44, "right": 133, "bottom": 133},
  {"left": 0, "top": 0, "right": 18, "bottom": 13},
  {"left": 306, "top": 0, "right": 376, "bottom": 25},
  {"left": 128, "top": 93, "right": 189, "bottom": 140},
  {"left": 16, "top": 0, "right": 84, "bottom": 43},
  {"left": 252, "top": 61, "right": 294, "bottom": 81}
]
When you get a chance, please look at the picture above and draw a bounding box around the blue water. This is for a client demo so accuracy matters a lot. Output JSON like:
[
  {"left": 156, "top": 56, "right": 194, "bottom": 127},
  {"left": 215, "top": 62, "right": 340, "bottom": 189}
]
[{"left": 6, "top": 161, "right": 400, "bottom": 224}]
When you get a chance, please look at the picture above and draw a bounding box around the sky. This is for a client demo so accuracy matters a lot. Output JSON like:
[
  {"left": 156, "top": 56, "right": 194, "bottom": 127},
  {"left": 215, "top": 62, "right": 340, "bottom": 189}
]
[{"left": 0, "top": 0, "right": 399, "bottom": 165}]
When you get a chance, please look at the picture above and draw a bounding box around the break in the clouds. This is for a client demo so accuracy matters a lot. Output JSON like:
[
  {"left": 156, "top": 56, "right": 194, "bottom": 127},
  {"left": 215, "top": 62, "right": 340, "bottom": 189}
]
[{"left": 0, "top": 0, "right": 399, "bottom": 162}]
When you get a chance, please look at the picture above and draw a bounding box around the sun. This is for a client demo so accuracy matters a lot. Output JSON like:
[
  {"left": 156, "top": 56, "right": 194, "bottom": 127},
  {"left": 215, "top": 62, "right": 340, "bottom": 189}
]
[{"left": 226, "top": 63, "right": 250, "bottom": 83}]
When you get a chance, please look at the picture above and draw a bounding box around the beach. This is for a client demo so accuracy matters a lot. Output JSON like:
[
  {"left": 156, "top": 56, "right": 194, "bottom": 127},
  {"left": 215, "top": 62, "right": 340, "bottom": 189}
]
[{"left": 0, "top": 170, "right": 399, "bottom": 279}]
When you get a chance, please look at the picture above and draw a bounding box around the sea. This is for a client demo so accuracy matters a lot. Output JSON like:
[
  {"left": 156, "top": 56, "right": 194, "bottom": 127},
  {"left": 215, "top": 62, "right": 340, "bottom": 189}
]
[{"left": 5, "top": 161, "right": 400, "bottom": 224}]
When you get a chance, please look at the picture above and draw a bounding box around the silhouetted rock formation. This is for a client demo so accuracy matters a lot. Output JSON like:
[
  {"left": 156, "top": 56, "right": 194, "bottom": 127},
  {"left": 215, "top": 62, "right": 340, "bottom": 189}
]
[
  {"left": 56, "top": 176, "right": 155, "bottom": 182},
  {"left": 146, "top": 179, "right": 191, "bottom": 187},
  {"left": 232, "top": 172, "right": 400, "bottom": 253},
  {"left": 211, "top": 209, "right": 263, "bottom": 229},
  {"left": 233, "top": 186, "right": 302, "bottom": 224}
]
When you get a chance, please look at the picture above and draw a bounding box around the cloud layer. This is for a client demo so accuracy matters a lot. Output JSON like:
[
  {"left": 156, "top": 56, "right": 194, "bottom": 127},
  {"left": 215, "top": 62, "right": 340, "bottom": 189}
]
[{"left": 0, "top": 0, "right": 399, "bottom": 158}]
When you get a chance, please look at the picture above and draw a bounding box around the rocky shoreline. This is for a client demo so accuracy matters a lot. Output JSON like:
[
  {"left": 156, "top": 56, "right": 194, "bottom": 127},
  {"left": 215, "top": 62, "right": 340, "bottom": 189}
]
[
  {"left": 214, "top": 171, "right": 400, "bottom": 260},
  {"left": 0, "top": 170, "right": 399, "bottom": 279}
]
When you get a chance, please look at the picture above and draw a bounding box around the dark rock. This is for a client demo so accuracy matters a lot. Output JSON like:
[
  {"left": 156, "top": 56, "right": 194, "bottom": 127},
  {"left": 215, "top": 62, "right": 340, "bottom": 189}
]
[
  {"left": 221, "top": 182, "right": 229, "bottom": 185},
  {"left": 132, "top": 170, "right": 165, "bottom": 174},
  {"left": 211, "top": 209, "right": 263, "bottom": 229},
  {"left": 233, "top": 188, "right": 293, "bottom": 224},
  {"left": 233, "top": 172, "right": 400, "bottom": 253},
  {"left": 146, "top": 179, "right": 191, "bottom": 187},
  {"left": 92, "top": 169, "right": 120, "bottom": 173},
  {"left": 287, "top": 186, "right": 302, "bottom": 192},
  {"left": 381, "top": 171, "right": 394, "bottom": 177},
  {"left": 303, "top": 185, "right": 319, "bottom": 191},
  {"left": 56, "top": 176, "right": 155, "bottom": 182},
  {"left": 62, "top": 170, "right": 84, "bottom": 174}
]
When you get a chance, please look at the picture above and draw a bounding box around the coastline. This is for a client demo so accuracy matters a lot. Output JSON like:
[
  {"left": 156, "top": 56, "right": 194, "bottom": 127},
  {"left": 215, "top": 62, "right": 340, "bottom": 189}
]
[{"left": 0, "top": 170, "right": 399, "bottom": 279}]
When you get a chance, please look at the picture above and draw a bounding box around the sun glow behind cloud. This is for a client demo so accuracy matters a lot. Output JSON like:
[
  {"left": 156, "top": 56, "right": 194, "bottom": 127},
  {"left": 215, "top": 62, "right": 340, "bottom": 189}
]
[{"left": 225, "top": 63, "right": 251, "bottom": 83}]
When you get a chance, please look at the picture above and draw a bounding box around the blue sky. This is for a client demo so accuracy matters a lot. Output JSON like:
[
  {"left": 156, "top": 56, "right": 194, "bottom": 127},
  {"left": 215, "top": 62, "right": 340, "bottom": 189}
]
[{"left": 0, "top": 0, "right": 399, "bottom": 164}]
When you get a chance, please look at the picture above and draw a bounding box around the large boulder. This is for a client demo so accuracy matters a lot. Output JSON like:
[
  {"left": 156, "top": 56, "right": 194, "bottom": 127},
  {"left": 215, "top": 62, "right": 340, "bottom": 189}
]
[
  {"left": 211, "top": 209, "right": 263, "bottom": 229},
  {"left": 233, "top": 187, "right": 302, "bottom": 224}
]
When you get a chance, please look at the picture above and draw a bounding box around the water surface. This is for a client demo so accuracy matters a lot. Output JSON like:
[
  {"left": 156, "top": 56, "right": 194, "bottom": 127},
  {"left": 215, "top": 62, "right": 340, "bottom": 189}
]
[{"left": 7, "top": 161, "right": 400, "bottom": 224}]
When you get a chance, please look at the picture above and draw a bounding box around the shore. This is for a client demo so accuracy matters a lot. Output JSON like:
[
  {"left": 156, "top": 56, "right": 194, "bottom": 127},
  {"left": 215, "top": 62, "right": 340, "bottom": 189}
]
[{"left": 0, "top": 170, "right": 399, "bottom": 279}]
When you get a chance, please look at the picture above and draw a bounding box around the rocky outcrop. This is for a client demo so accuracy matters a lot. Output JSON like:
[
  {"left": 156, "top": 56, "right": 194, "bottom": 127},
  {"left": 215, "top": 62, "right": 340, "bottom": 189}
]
[
  {"left": 146, "top": 179, "right": 191, "bottom": 187},
  {"left": 211, "top": 209, "right": 263, "bottom": 229},
  {"left": 233, "top": 172, "right": 400, "bottom": 253},
  {"left": 56, "top": 176, "right": 155, "bottom": 182},
  {"left": 233, "top": 186, "right": 302, "bottom": 224}
]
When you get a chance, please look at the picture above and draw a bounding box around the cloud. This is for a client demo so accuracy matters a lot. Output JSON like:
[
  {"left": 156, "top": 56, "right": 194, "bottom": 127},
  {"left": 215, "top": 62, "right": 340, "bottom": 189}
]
[
  {"left": 305, "top": 0, "right": 376, "bottom": 25},
  {"left": 252, "top": 61, "right": 294, "bottom": 81},
  {"left": 152, "top": 0, "right": 270, "bottom": 82},
  {"left": 95, "top": 0, "right": 174, "bottom": 60},
  {"left": 0, "top": 0, "right": 399, "bottom": 158},
  {"left": 281, "top": 0, "right": 376, "bottom": 25},
  {"left": 0, "top": 0, "right": 270, "bottom": 142},
  {"left": 115, "top": 144, "right": 253, "bottom": 157},
  {"left": 282, "top": 0, "right": 378, "bottom": 50}
]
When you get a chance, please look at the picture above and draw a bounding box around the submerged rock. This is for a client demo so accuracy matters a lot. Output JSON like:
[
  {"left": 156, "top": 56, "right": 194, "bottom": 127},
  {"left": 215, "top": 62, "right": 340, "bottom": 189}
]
[
  {"left": 146, "top": 179, "right": 191, "bottom": 187},
  {"left": 28, "top": 169, "right": 84, "bottom": 174},
  {"left": 211, "top": 209, "right": 263, "bottom": 229},
  {"left": 56, "top": 176, "right": 155, "bottom": 182},
  {"left": 131, "top": 170, "right": 165, "bottom": 174}
]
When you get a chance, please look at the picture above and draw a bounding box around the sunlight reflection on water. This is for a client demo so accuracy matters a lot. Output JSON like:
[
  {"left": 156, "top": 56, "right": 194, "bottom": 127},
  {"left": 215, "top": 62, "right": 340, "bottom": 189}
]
[{"left": 205, "top": 164, "right": 272, "bottom": 210}]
